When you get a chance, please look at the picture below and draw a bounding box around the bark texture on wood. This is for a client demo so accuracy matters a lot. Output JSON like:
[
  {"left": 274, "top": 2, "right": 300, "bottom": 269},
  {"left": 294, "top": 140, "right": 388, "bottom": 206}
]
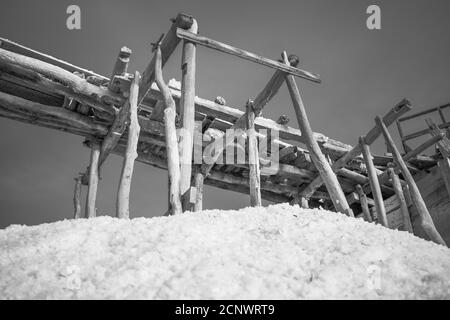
[
  {"left": 193, "top": 166, "right": 204, "bottom": 212},
  {"left": 179, "top": 19, "right": 198, "bottom": 212},
  {"left": 376, "top": 116, "right": 446, "bottom": 246},
  {"left": 116, "top": 71, "right": 141, "bottom": 219},
  {"left": 73, "top": 176, "right": 82, "bottom": 219},
  {"left": 154, "top": 46, "right": 182, "bottom": 215},
  {"left": 246, "top": 100, "right": 262, "bottom": 206},
  {"left": 86, "top": 142, "right": 100, "bottom": 218}
]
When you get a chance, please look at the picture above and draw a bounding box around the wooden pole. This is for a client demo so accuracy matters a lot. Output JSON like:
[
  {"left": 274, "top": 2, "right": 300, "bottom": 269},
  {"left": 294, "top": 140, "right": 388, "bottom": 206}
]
[
  {"left": 246, "top": 100, "right": 262, "bottom": 206},
  {"left": 193, "top": 165, "right": 204, "bottom": 212},
  {"left": 282, "top": 53, "right": 352, "bottom": 216},
  {"left": 175, "top": 28, "right": 321, "bottom": 83},
  {"left": 355, "top": 184, "right": 372, "bottom": 222},
  {"left": 154, "top": 45, "right": 182, "bottom": 215},
  {"left": 359, "top": 136, "right": 388, "bottom": 227},
  {"left": 375, "top": 116, "right": 446, "bottom": 246},
  {"left": 73, "top": 176, "right": 82, "bottom": 219},
  {"left": 387, "top": 164, "right": 413, "bottom": 233},
  {"left": 179, "top": 19, "right": 198, "bottom": 211},
  {"left": 116, "top": 71, "right": 141, "bottom": 219},
  {"left": 85, "top": 141, "right": 100, "bottom": 218},
  {"left": 438, "top": 157, "right": 450, "bottom": 199}
]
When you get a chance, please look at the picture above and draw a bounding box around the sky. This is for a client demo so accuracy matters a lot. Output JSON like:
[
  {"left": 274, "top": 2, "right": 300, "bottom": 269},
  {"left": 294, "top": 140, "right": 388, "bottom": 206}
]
[{"left": 0, "top": 0, "right": 449, "bottom": 227}]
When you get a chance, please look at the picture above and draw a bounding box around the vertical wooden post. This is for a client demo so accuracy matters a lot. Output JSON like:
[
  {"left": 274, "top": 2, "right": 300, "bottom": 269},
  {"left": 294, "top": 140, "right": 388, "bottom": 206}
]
[
  {"left": 375, "top": 116, "right": 446, "bottom": 246},
  {"left": 179, "top": 19, "right": 198, "bottom": 211},
  {"left": 359, "top": 136, "right": 388, "bottom": 227},
  {"left": 282, "top": 53, "right": 352, "bottom": 216},
  {"left": 387, "top": 164, "right": 413, "bottom": 233},
  {"left": 438, "top": 157, "right": 450, "bottom": 199},
  {"left": 193, "top": 165, "right": 204, "bottom": 212},
  {"left": 246, "top": 100, "right": 262, "bottom": 206},
  {"left": 116, "top": 71, "right": 141, "bottom": 219},
  {"left": 86, "top": 141, "right": 100, "bottom": 218},
  {"left": 73, "top": 176, "right": 82, "bottom": 219},
  {"left": 154, "top": 45, "right": 182, "bottom": 215},
  {"left": 355, "top": 184, "right": 372, "bottom": 222}
]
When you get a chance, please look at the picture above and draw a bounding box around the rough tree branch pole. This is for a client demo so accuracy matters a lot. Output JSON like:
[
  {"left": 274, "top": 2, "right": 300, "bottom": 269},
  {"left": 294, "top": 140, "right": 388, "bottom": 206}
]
[
  {"left": 116, "top": 71, "right": 141, "bottom": 219},
  {"left": 154, "top": 45, "right": 182, "bottom": 215},
  {"left": 246, "top": 100, "right": 262, "bottom": 206},
  {"left": 86, "top": 141, "right": 100, "bottom": 218},
  {"left": 360, "top": 136, "right": 388, "bottom": 227},
  {"left": 375, "top": 116, "right": 446, "bottom": 246},
  {"left": 282, "top": 53, "right": 352, "bottom": 216},
  {"left": 179, "top": 19, "right": 198, "bottom": 211}
]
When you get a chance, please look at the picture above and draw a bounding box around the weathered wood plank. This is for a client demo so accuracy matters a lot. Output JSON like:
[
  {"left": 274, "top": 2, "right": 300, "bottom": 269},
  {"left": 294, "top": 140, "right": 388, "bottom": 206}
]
[
  {"left": 85, "top": 141, "right": 100, "bottom": 218},
  {"left": 387, "top": 165, "right": 413, "bottom": 233},
  {"left": 73, "top": 176, "right": 82, "bottom": 219},
  {"left": 355, "top": 184, "right": 372, "bottom": 222}
]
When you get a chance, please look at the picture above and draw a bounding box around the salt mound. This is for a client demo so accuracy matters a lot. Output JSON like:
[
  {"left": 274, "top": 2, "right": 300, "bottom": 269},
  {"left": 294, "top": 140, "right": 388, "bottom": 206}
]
[{"left": 1, "top": 204, "right": 449, "bottom": 299}]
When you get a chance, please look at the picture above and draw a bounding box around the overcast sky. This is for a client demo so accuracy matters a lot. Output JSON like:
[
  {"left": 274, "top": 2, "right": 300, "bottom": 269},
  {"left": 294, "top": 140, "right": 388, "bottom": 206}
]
[{"left": 0, "top": 0, "right": 449, "bottom": 227}]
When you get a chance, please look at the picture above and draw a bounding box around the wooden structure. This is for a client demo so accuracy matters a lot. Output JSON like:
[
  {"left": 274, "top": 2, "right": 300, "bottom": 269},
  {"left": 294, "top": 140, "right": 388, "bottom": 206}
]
[{"left": 0, "top": 13, "right": 448, "bottom": 246}]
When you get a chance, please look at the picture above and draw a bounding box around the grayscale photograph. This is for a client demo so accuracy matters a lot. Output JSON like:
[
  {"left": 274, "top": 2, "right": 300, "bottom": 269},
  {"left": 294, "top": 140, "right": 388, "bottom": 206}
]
[{"left": 0, "top": 0, "right": 449, "bottom": 305}]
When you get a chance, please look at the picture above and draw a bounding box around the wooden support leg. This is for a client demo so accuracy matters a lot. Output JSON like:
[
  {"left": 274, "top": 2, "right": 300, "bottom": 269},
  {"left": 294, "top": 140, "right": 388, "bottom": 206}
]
[
  {"left": 246, "top": 100, "right": 262, "bottom": 206},
  {"left": 387, "top": 164, "right": 413, "bottom": 233},
  {"left": 355, "top": 184, "right": 372, "bottom": 222},
  {"left": 376, "top": 116, "right": 446, "bottom": 246},
  {"left": 116, "top": 71, "right": 141, "bottom": 219},
  {"left": 282, "top": 54, "right": 352, "bottom": 216},
  {"left": 86, "top": 141, "right": 100, "bottom": 218},
  {"left": 438, "top": 157, "right": 450, "bottom": 199},
  {"left": 73, "top": 176, "right": 82, "bottom": 219},
  {"left": 154, "top": 45, "right": 182, "bottom": 215},
  {"left": 193, "top": 165, "right": 204, "bottom": 212},
  {"left": 179, "top": 19, "right": 198, "bottom": 212},
  {"left": 360, "top": 136, "right": 388, "bottom": 227}
]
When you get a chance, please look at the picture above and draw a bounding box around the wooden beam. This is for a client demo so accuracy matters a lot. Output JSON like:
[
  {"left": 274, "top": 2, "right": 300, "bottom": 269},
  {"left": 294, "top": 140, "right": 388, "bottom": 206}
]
[
  {"left": 355, "top": 184, "right": 372, "bottom": 222},
  {"left": 247, "top": 100, "right": 262, "bottom": 206},
  {"left": 360, "top": 136, "right": 388, "bottom": 227},
  {"left": 179, "top": 19, "right": 198, "bottom": 212},
  {"left": 175, "top": 28, "right": 321, "bottom": 83},
  {"left": 0, "top": 48, "right": 119, "bottom": 115},
  {"left": 138, "top": 13, "right": 194, "bottom": 104},
  {"left": 375, "top": 116, "right": 446, "bottom": 246},
  {"left": 387, "top": 164, "right": 413, "bottom": 233},
  {"left": 301, "top": 99, "right": 412, "bottom": 198},
  {"left": 283, "top": 53, "right": 352, "bottom": 216},
  {"left": 85, "top": 141, "right": 100, "bottom": 218},
  {"left": 73, "top": 176, "right": 82, "bottom": 219},
  {"left": 0, "top": 91, "right": 108, "bottom": 136},
  {"left": 116, "top": 71, "right": 141, "bottom": 219},
  {"left": 154, "top": 46, "right": 182, "bottom": 215}
]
